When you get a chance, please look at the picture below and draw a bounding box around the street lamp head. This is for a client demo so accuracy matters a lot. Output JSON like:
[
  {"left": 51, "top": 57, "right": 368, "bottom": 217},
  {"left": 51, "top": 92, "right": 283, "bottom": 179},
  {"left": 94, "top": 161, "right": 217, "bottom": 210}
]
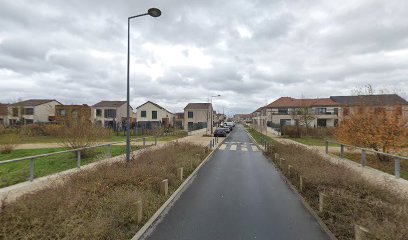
[{"left": 148, "top": 8, "right": 162, "bottom": 17}]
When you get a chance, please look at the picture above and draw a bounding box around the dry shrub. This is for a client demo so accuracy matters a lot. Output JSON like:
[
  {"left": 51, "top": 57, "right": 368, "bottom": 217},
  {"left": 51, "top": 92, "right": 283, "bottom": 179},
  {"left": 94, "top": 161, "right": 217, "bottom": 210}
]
[
  {"left": 0, "top": 125, "right": 5, "bottom": 134},
  {"left": 0, "top": 142, "right": 208, "bottom": 239},
  {"left": 282, "top": 125, "right": 335, "bottom": 138},
  {"left": 265, "top": 143, "right": 408, "bottom": 239},
  {"left": 0, "top": 134, "right": 21, "bottom": 154},
  {"left": 19, "top": 124, "right": 44, "bottom": 136},
  {"left": 42, "top": 124, "right": 63, "bottom": 136}
]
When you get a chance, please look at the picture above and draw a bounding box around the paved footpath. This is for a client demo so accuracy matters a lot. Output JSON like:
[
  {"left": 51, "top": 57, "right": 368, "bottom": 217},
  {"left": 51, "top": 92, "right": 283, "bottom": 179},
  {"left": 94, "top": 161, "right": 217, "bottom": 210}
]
[{"left": 143, "top": 125, "right": 329, "bottom": 240}]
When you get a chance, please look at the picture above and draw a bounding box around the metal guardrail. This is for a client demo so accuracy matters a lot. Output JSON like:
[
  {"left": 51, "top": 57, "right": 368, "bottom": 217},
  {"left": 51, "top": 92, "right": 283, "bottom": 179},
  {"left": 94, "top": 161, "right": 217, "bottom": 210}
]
[
  {"left": 325, "top": 140, "right": 408, "bottom": 179},
  {"left": 0, "top": 136, "right": 158, "bottom": 183}
]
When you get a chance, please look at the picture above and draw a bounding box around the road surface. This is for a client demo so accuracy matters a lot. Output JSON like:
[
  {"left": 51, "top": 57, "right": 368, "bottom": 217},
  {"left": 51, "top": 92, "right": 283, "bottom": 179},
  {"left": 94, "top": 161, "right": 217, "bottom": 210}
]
[{"left": 143, "top": 125, "right": 329, "bottom": 240}]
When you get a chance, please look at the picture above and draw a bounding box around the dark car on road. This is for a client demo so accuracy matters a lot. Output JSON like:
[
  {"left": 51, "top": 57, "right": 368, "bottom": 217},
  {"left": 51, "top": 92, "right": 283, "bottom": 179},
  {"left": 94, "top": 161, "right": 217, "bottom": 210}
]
[{"left": 214, "top": 128, "right": 227, "bottom": 137}]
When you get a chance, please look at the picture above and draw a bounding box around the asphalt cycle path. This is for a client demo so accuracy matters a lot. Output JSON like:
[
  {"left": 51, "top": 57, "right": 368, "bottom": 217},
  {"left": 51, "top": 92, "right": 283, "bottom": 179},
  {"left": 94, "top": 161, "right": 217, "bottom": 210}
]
[{"left": 143, "top": 125, "right": 329, "bottom": 240}]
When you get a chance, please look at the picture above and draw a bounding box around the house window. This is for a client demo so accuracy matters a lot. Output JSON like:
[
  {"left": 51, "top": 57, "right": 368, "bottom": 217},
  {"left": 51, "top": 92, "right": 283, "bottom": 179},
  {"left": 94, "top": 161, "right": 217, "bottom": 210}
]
[
  {"left": 316, "top": 108, "right": 326, "bottom": 115},
  {"left": 12, "top": 108, "right": 18, "bottom": 117},
  {"left": 152, "top": 111, "right": 157, "bottom": 119},
  {"left": 317, "top": 119, "right": 327, "bottom": 127},
  {"left": 96, "top": 109, "right": 102, "bottom": 117},
  {"left": 104, "top": 109, "right": 116, "bottom": 118},
  {"left": 25, "top": 119, "right": 34, "bottom": 124},
  {"left": 141, "top": 111, "right": 147, "bottom": 118},
  {"left": 24, "top": 108, "right": 34, "bottom": 115},
  {"left": 334, "top": 108, "right": 338, "bottom": 115},
  {"left": 278, "top": 109, "right": 288, "bottom": 115},
  {"left": 72, "top": 110, "right": 78, "bottom": 118},
  {"left": 334, "top": 119, "right": 338, "bottom": 127},
  {"left": 58, "top": 109, "right": 66, "bottom": 116},
  {"left": 188, "top": 111, "right": 193, "bottom": 118}
]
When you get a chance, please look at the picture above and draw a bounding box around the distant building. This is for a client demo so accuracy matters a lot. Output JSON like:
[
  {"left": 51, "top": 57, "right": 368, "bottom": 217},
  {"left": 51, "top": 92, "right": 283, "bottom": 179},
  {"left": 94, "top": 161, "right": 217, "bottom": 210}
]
[
  {"left": 184, "top": 103, "right": 213, "bottom": 131},
  {"left": 174, "top": 112, "right": 184, "bottom": 129},
  {"left": 55, "top": 104, "right": 91, "bottom": 124},
  {"left": 136, "top": 101, "right": 173, "bottom": 129},
  {"left": 0, "top": 103, "right": 8, "bottom": 125},
  {"left": 92, "top": 101, "right": 132, "bottom": 128},
  {"left": 7, "top": 99, "right": 61, "bottom": 125}
]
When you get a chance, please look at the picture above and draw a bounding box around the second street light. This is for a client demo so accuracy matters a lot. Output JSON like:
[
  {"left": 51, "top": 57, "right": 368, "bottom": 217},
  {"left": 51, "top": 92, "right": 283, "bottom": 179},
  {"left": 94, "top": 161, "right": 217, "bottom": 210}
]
[
  {"left": 126, "top": 8, "right": 161, "bottom": 162},
  {"left": 210, "top": 95, "right": 221, "bottom": 134}
]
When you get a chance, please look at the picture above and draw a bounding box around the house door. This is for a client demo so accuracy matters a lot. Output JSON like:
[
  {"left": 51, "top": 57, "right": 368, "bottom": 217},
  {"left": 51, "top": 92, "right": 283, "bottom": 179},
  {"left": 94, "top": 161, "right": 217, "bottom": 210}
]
[
  {"left": 162, "top": 118, "right": 169, "bottom": 127},
  {"left": 317, "top": 119, "right": 327, "bottom": 127}
]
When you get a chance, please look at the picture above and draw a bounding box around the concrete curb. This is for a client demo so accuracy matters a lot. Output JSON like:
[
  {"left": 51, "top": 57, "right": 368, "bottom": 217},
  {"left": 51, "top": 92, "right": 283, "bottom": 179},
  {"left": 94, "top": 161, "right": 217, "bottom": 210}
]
[
  {"left": 131, "top": 137, "right": 226, "bottom": 240},
  {"left": 247, "top": 129, "right": 337, "bottom": 240}
]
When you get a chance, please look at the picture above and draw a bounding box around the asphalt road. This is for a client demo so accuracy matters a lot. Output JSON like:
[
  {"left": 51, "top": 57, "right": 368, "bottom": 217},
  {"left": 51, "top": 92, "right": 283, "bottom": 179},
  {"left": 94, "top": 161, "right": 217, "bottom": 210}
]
[{"left": 143, "top": 125, "right": 329, "bottom": 240}]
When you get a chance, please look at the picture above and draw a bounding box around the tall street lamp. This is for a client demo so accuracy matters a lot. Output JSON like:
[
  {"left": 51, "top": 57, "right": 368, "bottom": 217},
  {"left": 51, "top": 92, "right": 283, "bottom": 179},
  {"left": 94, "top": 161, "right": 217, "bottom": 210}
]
[
  {"left": 210, "top": 95, "right": 221, "bottom": 134},
  {"left": 126, "top": 8, "right": 161, "bottom": 162}
]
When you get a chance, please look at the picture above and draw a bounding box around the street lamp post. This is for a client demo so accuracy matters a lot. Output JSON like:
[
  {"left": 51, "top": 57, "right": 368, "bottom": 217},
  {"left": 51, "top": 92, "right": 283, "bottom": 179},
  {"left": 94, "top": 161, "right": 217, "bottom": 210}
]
[
  {"left": 126, "top": 8, "right": 161, "bottom": 162},
  {"left": 210, "top": 95, "right": 221, "bottom": 134}
]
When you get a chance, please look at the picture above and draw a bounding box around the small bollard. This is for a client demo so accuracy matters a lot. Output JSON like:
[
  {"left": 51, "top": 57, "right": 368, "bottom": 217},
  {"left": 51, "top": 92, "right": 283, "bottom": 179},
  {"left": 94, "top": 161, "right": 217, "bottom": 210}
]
[
  {"left": 355, "top": 224, "right": 370, "bottom": 240},
  {"left": 319, "top": 192, "right": 327, "bottom": 212},
  {"left": 190, "top": 159, "right": 194, "bottom": 169},
  {"left": 143, "top": 137, "right": 146, "bottom": 146},
  {"left": 340, "top": 144, "right": 344, "bottom": 158},
  {"left": 136, "top": 200, "right": 143, "bottom": 224},
  {"left": 274, "top": 153, "right": 279, "bottom": 161},
  {"left": 177, "top": 167, "right": 184, "bottom": 181},
  {"left": 395, "top": 157, "right": 400, "bottom": 179},
  {"left": 361, "top": 149, "right": 366, "bottom": 167},
  {"left": 107, "top": 144, "right": 111, "bottom": 159},
  {"left": 160, "top": 179, "right": 168, "bottom": 196},
  {"left": 288, "top": 165, "right": 292, "bottom": 177},
  {"left": 299, "top": 175, "right": 303, "bottom": 192},
  {"left": 155, "top": 137, "right": 157, "bottom": 145},
  {"left": 325, "top": 140, "right": 329, "bottom": 154},
  {"left": 77, "top": 150, "right": 81, "bottom": 169},
  {"left": 280, "top": 158, "right": 285, "bottom": 167},
  {"left": 29, "top": 158, "right": 35, "bottom": 182}
]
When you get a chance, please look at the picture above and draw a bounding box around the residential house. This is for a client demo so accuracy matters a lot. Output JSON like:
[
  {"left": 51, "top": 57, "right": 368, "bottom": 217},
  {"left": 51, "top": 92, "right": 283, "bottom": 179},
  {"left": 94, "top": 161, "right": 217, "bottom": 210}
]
[
  {"left": 330, "top": 94, "right": 408, "bottom": 121},
  {"left": 92, "top": 101, "right": 132, "bottom": 129},
  {"left": 55, "top": 104, "right": 91, "bottom": 124},
  {"left": 174, "top": 112, "right": 184, "bottom": 129},
  {"left": 264, "top": 97, "right": 340, "bottom": 128},
  {"left": 184, "top": 103, "right": 213, "bottom": 131},
  {"left": 7, "top": 99, "right": 61, "bottom": 125},
  {"left": 0, "top": 103, "right": 8, "bottom": 125},
  {"left": 136, "top": 101, "right": 174, "bottom": 129},
  {"left": 234, "top": 114, "right": 253, "bottom": 123}
]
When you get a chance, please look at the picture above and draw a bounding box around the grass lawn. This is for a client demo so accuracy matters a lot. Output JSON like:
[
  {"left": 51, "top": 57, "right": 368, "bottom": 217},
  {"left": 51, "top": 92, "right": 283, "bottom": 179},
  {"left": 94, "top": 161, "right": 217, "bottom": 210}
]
[
  {"left": 246, "top": 128, "right": 278, "bottom": 145},
  {"left": 0, "top": 145, "right": 143, "bottom": 188},
  {"left": 288, "top": 137, "right": 337, "bottom": 146}
]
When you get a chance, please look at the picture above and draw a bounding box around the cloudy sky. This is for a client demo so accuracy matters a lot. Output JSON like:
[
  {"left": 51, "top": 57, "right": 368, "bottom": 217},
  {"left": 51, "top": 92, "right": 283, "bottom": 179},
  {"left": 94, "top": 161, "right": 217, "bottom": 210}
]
[{"left": 0, "top": 0, "right": 407, "bottom": 114}]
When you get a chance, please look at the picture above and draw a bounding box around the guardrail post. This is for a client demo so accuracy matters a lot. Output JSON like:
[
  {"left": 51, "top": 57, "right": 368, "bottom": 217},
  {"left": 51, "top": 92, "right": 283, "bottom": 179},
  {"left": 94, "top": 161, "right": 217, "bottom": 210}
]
[
  {"left": 395, "top": 157, "right": 400, "bottom": 179},
  {"left": 340, "top": 144, "right": 344, "bottom": 159},
  {"left": 361, "top": 149, "right": 366, "bottom": 167},
  {"left": 143, "top": 137, "right": 146, "bottom": 146},
  {"left": 355, "top": 224, "right": 370, "bottom": 240},
  {"left": 155, "top": 137, "right": 157, "bottom": 145},
  {"left": 77, "top": 150, "right": 81, "bottom": 169},
  {"left": 29, "top": 158, "right": 35, "bottom": 182},
  {"left": 107, "top": 144, "right": 111, "bottom": 159},
  {"left": 325, "top": 141, "right": 328, "bottom": 154}
]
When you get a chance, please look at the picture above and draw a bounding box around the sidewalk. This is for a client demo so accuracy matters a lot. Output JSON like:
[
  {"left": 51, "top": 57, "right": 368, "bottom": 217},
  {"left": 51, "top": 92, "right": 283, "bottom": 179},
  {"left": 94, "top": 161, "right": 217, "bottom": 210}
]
[{"left": 262, "top": 127, "right": 408, "bottom": 197}]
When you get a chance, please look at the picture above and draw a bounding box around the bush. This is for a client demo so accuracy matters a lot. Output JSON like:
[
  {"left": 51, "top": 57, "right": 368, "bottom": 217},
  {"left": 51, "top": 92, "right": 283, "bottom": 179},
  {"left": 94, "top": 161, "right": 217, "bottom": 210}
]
[
  {"left": 19, "top": 124, "right": 45, "bottom": 136},
  {"left": 0, "top": 134, "right": 21, "bottom": 154},
  {"left": 42, "top": 124, "right": 63, "bottom": 136},
  {"left": 282, "top": 125, "right": 335, "bottom": 138},
  {"left": 265, "top": 143, "right": 408, "bottom": 239}
]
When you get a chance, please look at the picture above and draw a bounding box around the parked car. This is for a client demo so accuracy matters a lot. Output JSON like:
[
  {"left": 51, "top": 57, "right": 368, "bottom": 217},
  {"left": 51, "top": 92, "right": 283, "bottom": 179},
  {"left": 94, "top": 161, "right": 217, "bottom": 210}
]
[
  {"left": 218, "top": 126, "right": 230, "bottom": 133},
  {"left": 225, "top": 121, "right": 235, "bottom": 128},
  {"left": 214, "top": 128, "right": 227, "bottom": 137},
  {"left": 223, "top": 123, "right": 233, "bottom": 131}
]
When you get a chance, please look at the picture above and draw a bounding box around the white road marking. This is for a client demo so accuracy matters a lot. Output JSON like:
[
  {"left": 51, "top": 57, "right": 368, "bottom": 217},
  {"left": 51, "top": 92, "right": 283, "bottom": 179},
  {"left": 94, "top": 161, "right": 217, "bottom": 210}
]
[
  {"left": 219, "top": 144, "right": 227, "bottom": 150},
  {"left": 241, "top": 147, "right": 248, "bottom": 151},
  {"left": 230, "top": 144, "right": 237, "bottom": 151},
  {"left": 251, "top": 145, "right": 259, "bottom": 152}
]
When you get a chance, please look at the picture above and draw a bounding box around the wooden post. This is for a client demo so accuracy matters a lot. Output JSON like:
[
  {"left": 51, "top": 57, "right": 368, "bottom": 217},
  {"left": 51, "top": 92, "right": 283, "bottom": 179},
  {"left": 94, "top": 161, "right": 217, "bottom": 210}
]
[
  {"left": 288, "top": 165, "right": 292, "bottom": 177},
  {"left": 177, "top": 167, "right": 184, "bottom": 181},
  {"left": 299, "top": 175, "right": 303, "bottom": 192},
  {"left": 319, "top": 192, "right": 327, "bottom": 212},
  {"left": 160, "top": 179, "right": 168, "bottom": 196},
  {"left": 136, "top": 200, "right": 143, "bottom": 224},
  {"left": 355, "top": 224, "right": 370, "bottom": 240}
]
